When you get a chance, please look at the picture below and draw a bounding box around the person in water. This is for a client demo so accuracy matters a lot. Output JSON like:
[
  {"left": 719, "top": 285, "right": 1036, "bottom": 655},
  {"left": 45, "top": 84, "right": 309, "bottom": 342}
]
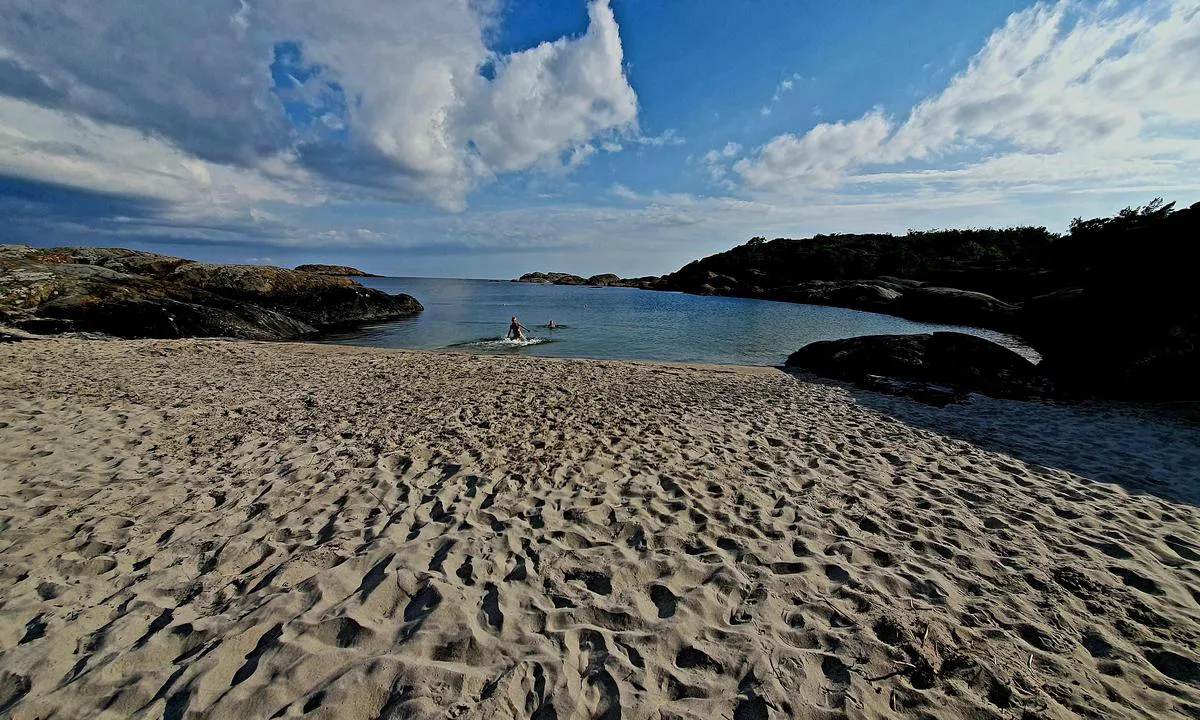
[
  {"left": 507, "top": 316, "right": 528, "bottom": 341},
  {"left": 548, "top": 319, "right": 557, "bottom": 329}
]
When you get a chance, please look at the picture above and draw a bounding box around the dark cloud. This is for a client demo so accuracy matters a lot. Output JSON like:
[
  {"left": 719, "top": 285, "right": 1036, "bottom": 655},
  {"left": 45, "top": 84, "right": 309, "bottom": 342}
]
[{"left": 0, "top": 175, "right": 285, "bottom": 249}]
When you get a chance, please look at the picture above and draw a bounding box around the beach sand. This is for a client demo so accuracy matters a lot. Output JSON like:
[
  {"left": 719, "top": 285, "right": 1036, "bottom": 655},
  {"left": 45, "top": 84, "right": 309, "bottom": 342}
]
[{"left": 1, "top": 338, "right": 1198, "bottom": 719}]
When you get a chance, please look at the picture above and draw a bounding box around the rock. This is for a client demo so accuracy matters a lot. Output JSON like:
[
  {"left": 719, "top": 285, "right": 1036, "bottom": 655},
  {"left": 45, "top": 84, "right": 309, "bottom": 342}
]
[
  {"left": 786, "top": 332, "right": 1053, "bottom": 400},
  {"left": 859, "top": 375, "right": 965, "bottom": 407},
  {"left": 620, "top": 276, "right": 666, "bottom": 290},
  {"left": 896, "top": 286, "right": 1019, "bottom": 331},
  {"left": 515, "top": 271, "right": 662, "bottom": 289},
  {"left": 167, "top": 263, "right": 420, "bottom": 328},
  {"left": 0, "top": 245, "right": 421, "bottom": 340},
  {"left": 777, "top": 280, "right": 902, "bottom": 310},
  {"left": 516, "top": 272, "right": 586, "bottom": 285},
  {"left": 294, "top": 264, "right": 378, "bottom": 277},
  {"left": 770, "top": 280, "right": 1017, "bottom": 330},
  {"left": 1022, "top": 288, "right": 1200, "bottom": 400}
]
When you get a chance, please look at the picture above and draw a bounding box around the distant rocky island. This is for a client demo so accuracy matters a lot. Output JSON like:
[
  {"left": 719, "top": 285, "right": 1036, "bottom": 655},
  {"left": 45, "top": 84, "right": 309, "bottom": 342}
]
[
  {"left": 1, "top": 246, "right": 421, "bottom": 340},
  {"left": 515, "top": 271, "right": 662, "bottom": 289},
  {"left": 295, "top": 263, "right": 379, "bottom": 277}
]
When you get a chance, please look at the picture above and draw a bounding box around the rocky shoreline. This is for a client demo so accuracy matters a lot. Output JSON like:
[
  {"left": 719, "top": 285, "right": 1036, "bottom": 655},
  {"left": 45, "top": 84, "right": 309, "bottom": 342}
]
[
  {"left": 519, "top": 200, "right": 1199, "bottom": 402},
  {"left": 0, "top": 246, "right": 421, "bottom": 340}
]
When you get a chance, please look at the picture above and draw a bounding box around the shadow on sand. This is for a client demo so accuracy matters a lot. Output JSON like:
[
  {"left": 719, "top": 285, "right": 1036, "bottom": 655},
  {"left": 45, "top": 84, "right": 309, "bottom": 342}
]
[{"left": 782, "top": 369, "right": 1200, "bottom": 508}]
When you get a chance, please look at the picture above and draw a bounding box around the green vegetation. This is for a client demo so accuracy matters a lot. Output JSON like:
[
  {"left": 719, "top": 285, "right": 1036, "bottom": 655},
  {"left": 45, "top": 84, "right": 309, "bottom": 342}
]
[{"left": 665, "top": 199, "right": 1195, "bottom": 302}]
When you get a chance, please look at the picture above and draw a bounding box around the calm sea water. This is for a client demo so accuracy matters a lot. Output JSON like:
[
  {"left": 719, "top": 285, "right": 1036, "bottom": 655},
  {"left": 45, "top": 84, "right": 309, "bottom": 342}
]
[{"left": 321, "top": 277, "right": 1035, "bottom": 366}]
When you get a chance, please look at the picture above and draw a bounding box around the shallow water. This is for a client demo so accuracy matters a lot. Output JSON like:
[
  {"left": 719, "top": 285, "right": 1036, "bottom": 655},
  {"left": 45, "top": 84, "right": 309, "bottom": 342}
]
[{"left": 322, "top": 277, "right": 1036, "bottom": 366}]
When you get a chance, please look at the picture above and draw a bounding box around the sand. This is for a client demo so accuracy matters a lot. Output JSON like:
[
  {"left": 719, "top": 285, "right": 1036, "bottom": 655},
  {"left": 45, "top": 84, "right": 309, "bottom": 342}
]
[{"left": 1, "top": 337, "right": 1198, "bottom": 720}]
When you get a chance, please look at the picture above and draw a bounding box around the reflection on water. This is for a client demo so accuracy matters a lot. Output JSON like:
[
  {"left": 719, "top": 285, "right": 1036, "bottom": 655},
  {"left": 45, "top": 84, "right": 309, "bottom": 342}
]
[{"left": 321, "top": 277, "right": 1038, "bottom": 366}]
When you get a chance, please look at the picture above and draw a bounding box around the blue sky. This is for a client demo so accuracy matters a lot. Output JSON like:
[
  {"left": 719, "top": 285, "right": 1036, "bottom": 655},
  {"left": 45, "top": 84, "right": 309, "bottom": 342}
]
[{"left": 1, "top": 0, "right": 1197, "bottom": 277}]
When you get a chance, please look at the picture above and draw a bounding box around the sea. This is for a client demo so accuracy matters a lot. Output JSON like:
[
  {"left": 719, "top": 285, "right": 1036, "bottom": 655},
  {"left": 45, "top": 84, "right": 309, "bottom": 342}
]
[{"left": 321, "top": 277, "right": 1036, "bottom": 366}]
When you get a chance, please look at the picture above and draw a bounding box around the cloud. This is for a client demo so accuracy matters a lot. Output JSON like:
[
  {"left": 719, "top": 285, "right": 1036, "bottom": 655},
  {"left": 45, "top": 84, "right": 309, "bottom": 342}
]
[
  {"left": 761, "top": 72, "right": 803, "bottom": 115},
  {"left": 0, "top": 0, "right": 638, "bottom": 212},
  {"left": 735, "top": 0, "right": 1200, "bottom": 194},
  {"left": 631, "top": 128, "right": 686, "bottom": 147},
  {"left": 466, "top": 0, "right": 637, "bottom": 178},
  {"left": 735, "top": 110, "right": 891, "bottom": 188},
  {"left": 0, "top": 96, "right": 318, "bottom": 217},
  {"left": 700, "top": 142, "right": 744, "bottom": 181}
]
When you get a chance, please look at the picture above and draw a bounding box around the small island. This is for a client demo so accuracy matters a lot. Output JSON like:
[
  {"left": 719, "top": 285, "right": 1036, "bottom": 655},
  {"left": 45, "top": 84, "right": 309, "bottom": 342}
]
[
  {"left": 295, "top": 263, "right": 379, "bottom": 277},
  {"left": 515, "top": 271, "right": 662, "bottom": 289}
]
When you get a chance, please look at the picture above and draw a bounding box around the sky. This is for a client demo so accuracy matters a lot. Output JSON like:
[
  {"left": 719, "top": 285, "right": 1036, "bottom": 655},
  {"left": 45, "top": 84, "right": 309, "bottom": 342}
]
[{"left": 1, "top": 0, "right": 1198, "bottom": 278}]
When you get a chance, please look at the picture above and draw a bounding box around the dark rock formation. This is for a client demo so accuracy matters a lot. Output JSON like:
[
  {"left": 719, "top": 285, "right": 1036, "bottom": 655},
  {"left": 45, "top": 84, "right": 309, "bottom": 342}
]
[
  {"left": 786, "top": 332, "right": 1054, "bottom": 401},
  {"left": 662, "top": 198, "right": 1200, "bottom": 400},
  {"left": 516, "top": 271, "right": 662, "bottom": 289},
  {"left": 0, "top": 245, "right": 421, "bottom": 340},
  {"left": 517, "top": 272, "right": 587, "bottom": 285},
  {"left": 1020, "top": 200, "right": 1199, "bottom": 400},
  {"left": 660, "top": 228, "right": 1058, "bottom": 306},
  {"left": 763, "top": 279, "right": 1017, "bottom": 331},
  {"left": 1022, "top": 287, "right": 1200, "bottom": 400},
  {"left": 896, "top": 286, "right": 1019, "bottom": 330},
  {"left": 295, "top": 264, "right": 378, "bottom": 277}
]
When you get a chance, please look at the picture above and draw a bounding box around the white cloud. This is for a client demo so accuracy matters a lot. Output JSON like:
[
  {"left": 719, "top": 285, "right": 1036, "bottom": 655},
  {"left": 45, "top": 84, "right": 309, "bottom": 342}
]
[
  {"left": 735, "top": 110, "right": 891, "bottom": 189},
  {"left": 609, "top": 183, "right": 639, "bottom": 201},
  {"left": 0, "top": 0, "right": 638, "bottom": 212},
  {"left": 628, "top": 128, "right": 685, "bottom": 147},
  {"left": 699, "top": 142, "right": 744, "bottom": 182},
  {"left": 761, "top": 71, "right": 803, "bottom": 114},
  {"left": 0, "top": 97, "right": 318, "bottom": 218},
  {"left": 466, "top": 1, "right": 636, "bottom": 178},
  {"left": 735, "top": 0, "right": 1200, "bottom": 195}
]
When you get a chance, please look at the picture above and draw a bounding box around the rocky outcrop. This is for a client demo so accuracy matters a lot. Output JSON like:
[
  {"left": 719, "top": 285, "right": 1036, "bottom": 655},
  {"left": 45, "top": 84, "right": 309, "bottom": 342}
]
[
  {"left": 759, "top": 279, "right": 1017, "bottom": 331},
  {"left": 516, "top": 271, "right": 663, "bottom": 289},
  {"left": 661, "top": 200, "right": 1200, "bottom": 399},
  {"left": 517, "top": 272, "right": 587, "bottom": 285},
  {"left": 786, "top": 332, "right": 1053, "bottom": 401},
  {"left": 895, "top": 286, "right": 1019, "bottom": 330},
  {"left": 294, "top": 263, "right": 378, "bottom": 277},
  {"left": 1021, "top": 288, "right": 1200, "bottom": 400},
  {"left": 0, "top": 245, "right": 422, "bottom": 340}
]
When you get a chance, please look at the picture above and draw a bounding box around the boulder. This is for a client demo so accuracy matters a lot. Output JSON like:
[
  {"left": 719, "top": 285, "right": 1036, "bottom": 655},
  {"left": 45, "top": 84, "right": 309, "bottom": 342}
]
[
  {"left": 0, "top": 245, "right": 421, "bottom": 340},
  {"left": 896, "top": 286, "right": 1019, "bottom": 330},
  {"left": 786, "top": 332, "right": 1053, "bottom": 401},
  {"left": 768, "top": 279, "right": 1017, "bottom": 330},
  {"left": 295, "top": 264, "right": 378, "bottom": 277},
  {"left": 777, "top": 280, "right": 902, "bottom": 311}
]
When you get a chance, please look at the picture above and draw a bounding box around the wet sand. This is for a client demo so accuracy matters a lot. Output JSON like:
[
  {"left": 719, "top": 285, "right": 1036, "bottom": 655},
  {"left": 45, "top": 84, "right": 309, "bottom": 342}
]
[{"left": 1, "top": 338, "right": 1198, "bottom": 719}]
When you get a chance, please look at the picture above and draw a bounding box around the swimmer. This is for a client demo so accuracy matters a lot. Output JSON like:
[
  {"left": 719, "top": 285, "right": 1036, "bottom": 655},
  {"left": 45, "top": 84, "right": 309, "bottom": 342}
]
[{"left": 507, "top": 316, "right": 528, "bottom": 341}]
